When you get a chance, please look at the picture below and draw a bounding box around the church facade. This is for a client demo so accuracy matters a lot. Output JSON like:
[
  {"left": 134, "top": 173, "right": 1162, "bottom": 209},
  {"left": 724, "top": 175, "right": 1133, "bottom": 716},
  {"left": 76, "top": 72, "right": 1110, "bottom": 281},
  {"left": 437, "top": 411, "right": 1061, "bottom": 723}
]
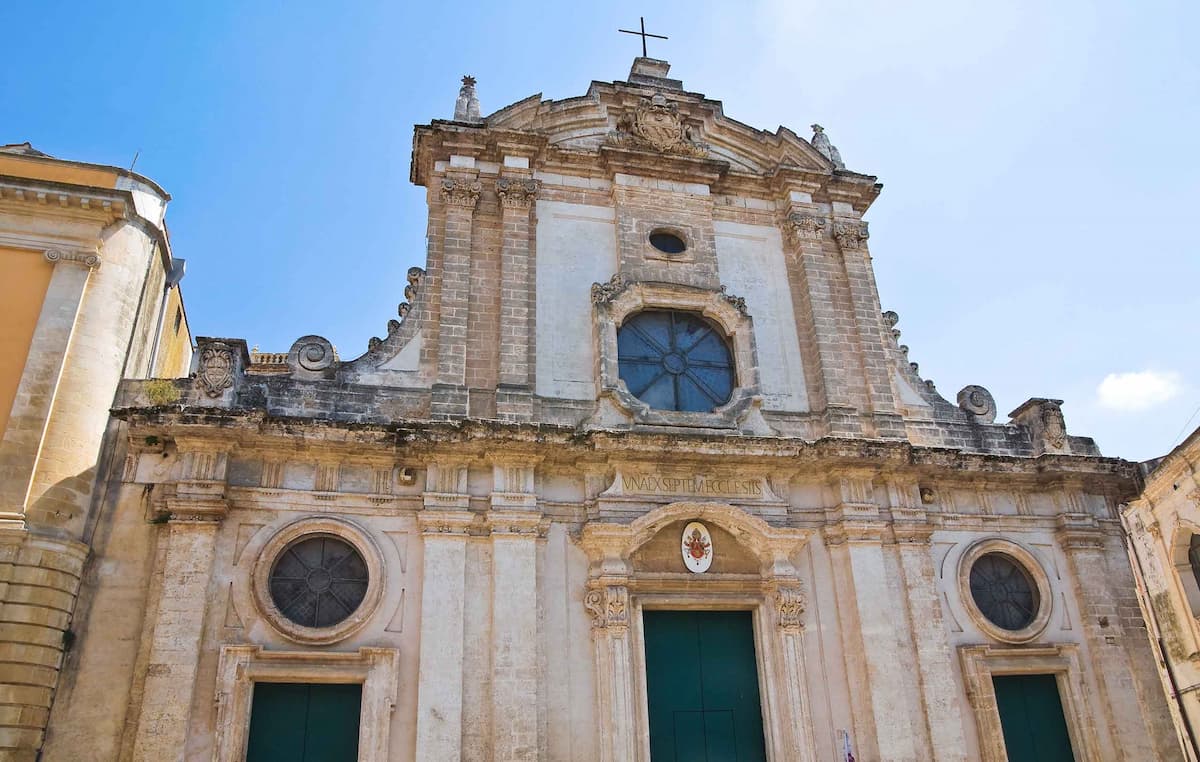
[{"left": 41, "top": 59, "right": 1182, "bottom": 760}]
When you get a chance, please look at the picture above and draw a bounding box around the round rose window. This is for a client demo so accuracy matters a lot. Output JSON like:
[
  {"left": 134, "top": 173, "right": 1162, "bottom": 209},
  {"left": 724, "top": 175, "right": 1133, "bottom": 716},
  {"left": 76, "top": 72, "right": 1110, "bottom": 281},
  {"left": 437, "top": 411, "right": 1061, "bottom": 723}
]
[
  {"left": 616, "top": 310, "right": 734, "bottom": 413},
  {"left": 268, "top": 535, "right": 369, "bottom": 628},
  {"left": 968, "top": 552, "right": 1039, "bottom": 631}
]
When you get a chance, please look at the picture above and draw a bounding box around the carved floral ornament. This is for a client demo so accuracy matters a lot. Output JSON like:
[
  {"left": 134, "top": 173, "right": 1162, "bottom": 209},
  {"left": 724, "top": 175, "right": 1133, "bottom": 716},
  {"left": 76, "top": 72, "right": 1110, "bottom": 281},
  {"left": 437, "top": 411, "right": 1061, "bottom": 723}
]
[
  {"left": 584, "top": 584, "right": 630, "bottom": 630},
  {"left": 590, "top": 272, "right": 748, "bottom": 319},
  {"left": 832, "top": 221, "right": 870, "bottom": 250},
  {"left": 772, "top": 582, "right": 807, "bottom": 631},
  {"left": 440, "top": 177, "right": 482, "bottom": 207},
  {"left": 496, "top": 177, "right": 541, "bottom": 208},
  {"left": 785, "top": 213, "right": 826, "bottom": 246},
  {"left": 607, "top": 92, "right": 707, "bottom": 158}
]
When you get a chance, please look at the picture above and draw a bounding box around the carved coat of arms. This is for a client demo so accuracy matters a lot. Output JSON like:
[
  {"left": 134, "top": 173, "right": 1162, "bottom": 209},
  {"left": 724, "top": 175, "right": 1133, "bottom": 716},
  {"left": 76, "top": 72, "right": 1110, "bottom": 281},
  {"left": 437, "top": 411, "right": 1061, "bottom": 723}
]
[
  {"left": 681, "top": 521, "right": 714, "bottom": 573},
  {"left": 609, "top": 93, "right": 707, "bottom": 158},
  {"left": 1042, "top": 405, "right": 1067, "bottom": 449},
  {"left": 197, "top": 344, "right": 234, "bottom": 397}
]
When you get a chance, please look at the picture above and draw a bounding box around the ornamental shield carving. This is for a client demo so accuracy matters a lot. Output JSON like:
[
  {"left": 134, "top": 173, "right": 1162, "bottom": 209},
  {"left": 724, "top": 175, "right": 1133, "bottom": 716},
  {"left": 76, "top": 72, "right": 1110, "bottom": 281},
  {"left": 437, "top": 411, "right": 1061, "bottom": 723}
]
[{"left": 198, "top": 344, "right": 235, "bottom": 397}]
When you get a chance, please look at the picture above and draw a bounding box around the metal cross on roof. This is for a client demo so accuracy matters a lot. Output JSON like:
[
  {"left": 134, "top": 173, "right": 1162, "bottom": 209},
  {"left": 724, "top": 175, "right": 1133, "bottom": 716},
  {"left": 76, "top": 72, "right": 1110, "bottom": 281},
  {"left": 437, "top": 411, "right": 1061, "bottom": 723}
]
[{"left": 618, "top": 16, "right": 668, "bottom": 58}]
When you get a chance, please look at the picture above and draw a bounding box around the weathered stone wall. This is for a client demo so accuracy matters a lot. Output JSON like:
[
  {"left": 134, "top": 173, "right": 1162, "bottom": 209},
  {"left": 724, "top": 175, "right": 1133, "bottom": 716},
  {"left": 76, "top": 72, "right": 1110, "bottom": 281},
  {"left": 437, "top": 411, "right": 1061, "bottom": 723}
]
[
  {"left": 1124, "top": 427, "right": 1200, "bottom": 759},
  {"left": 43, "top": 409, "right": 1182, "bottom": 760},
  {"left": 0, "top": 153, "right": 187, "bottom": 759}
]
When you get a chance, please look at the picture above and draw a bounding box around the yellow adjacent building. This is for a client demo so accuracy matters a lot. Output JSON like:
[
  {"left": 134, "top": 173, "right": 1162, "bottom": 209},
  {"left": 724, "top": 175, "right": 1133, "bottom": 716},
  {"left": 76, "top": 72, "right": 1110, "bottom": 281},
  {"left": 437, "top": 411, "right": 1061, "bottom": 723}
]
[{"left": 0, "top": 142, "right": 191, "bottom": 759}]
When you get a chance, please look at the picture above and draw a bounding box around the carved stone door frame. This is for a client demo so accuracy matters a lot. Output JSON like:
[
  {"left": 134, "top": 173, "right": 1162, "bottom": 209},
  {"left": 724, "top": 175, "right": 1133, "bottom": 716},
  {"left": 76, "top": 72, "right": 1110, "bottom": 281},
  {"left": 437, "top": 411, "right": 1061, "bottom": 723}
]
[{"left": 580, "top": 502, "right": 815, "bottom": 762}]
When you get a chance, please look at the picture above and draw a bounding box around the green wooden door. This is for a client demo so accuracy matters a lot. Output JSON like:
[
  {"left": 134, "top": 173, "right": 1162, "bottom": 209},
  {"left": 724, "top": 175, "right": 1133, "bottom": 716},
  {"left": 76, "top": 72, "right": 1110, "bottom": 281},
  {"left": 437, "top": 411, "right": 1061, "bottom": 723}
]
[
  {"left": 644, "top": 610, "right": 767, "bottom": 762},
  {"left": 993, "top": 674, "right": 1075, "bottom": 762},
  {"left": 246, "top": 682, "right": 361, "bottom": 762}
]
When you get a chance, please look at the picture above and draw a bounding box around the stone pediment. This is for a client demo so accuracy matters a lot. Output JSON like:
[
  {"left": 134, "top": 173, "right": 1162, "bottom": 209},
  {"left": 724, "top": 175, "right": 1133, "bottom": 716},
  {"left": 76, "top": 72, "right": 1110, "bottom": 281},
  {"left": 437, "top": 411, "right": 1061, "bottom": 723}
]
[{"left": 474, "top": 75, "right": 836, "bottom": 177}]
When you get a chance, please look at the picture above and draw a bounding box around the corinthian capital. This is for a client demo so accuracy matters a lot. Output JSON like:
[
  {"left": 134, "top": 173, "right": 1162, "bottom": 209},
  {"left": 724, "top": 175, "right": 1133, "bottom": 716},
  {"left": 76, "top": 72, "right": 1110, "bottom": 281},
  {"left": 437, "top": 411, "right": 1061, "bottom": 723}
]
[
  {"left": 771, "top": 581, "right": 807, "bottom": 631},
  {"left": 784, "top": 213, "right": 826, "bottom": 247},
  {"left": 833, "top": 221, "right": 870, "bottom": 250},
  {"left": 440, "top": 178, "right": 482, "bottom": 208},
  {"left": 496, "top": 177, "right": 540, "bottom": 209}
]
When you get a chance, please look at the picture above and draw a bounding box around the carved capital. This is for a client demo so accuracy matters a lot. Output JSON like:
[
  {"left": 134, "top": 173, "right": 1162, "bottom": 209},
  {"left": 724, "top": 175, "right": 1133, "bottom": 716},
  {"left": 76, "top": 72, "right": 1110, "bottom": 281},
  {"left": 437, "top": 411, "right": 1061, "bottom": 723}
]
[
  {"left": 770, "top": 581, "right": 807, "bottom": 631},
  {"left": 584, "top": 584, "right": 630, "bottom": 631},
  {"left": 418, "top": 509, "right": 475, "bottom": 536},
  {"left": 496, "top": 177, "right": 541, "bottom": 209},
  {"left": 44, "top": 248, "right": 101, "bottom": 269},
  {"left": 784, "top": 214, "right": 826, "bottom": 247},
  {"left": 440, "top": 178, "right": 481, "bottom": 208},
  {"left": 832, "top": 221, "right": 870, "bottom": 250},
  {"left": 485, "top": 510, "right": 542, "bottom": 537}
]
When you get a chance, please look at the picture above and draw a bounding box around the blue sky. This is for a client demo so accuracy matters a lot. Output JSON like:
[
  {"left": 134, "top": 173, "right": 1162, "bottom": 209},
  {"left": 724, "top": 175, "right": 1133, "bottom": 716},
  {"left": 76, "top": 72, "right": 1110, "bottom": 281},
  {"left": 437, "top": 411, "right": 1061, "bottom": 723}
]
[{"left": 3, "top": 0, "right": 1197, "bottom": 461}]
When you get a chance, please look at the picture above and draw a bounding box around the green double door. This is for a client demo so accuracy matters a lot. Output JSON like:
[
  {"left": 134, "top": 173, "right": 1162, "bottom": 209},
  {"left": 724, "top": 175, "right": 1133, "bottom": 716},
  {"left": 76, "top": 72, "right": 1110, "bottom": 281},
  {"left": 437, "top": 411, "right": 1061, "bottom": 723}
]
[
  {"left": 644, "top": 610, "right": 767, "bottom": 762},
  {"left": 993, "top": 674, "right": 1075, "bottom": 761},
  {"left": 246, "top": 682, "right": 361, "bottom": 762}
]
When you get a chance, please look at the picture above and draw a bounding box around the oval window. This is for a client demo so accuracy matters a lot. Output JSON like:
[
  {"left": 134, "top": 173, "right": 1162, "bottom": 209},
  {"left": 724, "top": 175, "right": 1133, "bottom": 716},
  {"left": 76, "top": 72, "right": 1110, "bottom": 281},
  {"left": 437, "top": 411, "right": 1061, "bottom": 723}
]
[
  {"left": 268, "top": 535, "right": 369, "bottom": 628},
  {"left": 617, "top": 310, "right": 734, "bottom": 413},
  {"left": 649, "top": 231, "right": 687, "bottom": 255},
  {"left": 968, "top": 552, "right": 1039, "bottom": 631}
]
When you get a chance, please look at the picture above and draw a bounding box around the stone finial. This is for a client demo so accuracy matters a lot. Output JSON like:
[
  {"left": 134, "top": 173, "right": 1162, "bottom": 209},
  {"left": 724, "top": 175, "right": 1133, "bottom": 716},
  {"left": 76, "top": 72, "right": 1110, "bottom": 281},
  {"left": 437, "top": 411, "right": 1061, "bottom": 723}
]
[
  {"left": 811, "top": 124, "right": 845, "bottom": 169},
  {"left": 453, "top": 75, "right": 481, "bottom": 122},
  {"left": 957, "top": 385, "right": 997, "bottom": 423}
]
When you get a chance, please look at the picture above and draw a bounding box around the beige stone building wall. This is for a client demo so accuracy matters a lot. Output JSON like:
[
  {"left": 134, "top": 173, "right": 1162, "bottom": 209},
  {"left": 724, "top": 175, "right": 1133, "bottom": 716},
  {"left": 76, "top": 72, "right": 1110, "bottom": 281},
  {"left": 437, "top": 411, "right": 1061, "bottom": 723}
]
[
  {"left": 38, "top": 60, "right": 1183, "bottom": 762},
  {"left": 1125, "top": 426, "right": 1200, "bottom": 760},
  {"left": 0, "top": 144, "right": 191, "bottom": 760}
]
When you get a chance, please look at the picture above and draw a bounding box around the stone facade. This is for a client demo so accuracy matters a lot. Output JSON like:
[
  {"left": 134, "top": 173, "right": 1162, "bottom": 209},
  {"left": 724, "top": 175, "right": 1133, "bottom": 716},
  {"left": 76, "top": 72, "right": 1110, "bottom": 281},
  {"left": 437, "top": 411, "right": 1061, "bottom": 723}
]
[
  {"left": 1125, "top": 425, "right": 1200, "bottom": 760},
  {"left": 39, "top": 60, "right": 1182, "bottom": 760},
  {"left": 0, "top": 143, "right": 192, "bottom": 760}
]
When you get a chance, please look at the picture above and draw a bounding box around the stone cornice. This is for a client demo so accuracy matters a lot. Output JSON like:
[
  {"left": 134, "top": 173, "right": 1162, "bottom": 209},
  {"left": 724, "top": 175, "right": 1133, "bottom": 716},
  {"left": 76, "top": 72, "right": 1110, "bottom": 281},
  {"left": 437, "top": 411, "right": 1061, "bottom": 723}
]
[
  {"left": 111, "top": 407, "right": 1140, "bottom": 493},
  {"left": 411, "top": 120, "right": 882, "bottom": 212},
  {"left": 0, "top": 176, "right": 129, "bottom": 219}
]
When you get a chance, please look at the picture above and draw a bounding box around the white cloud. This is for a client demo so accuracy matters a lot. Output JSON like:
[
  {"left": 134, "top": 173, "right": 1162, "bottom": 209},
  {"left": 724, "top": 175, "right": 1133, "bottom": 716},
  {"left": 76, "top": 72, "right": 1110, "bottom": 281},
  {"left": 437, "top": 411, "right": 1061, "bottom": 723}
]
[{"left": 1096, "top": 370, "right": 1183, "bottom": 412}]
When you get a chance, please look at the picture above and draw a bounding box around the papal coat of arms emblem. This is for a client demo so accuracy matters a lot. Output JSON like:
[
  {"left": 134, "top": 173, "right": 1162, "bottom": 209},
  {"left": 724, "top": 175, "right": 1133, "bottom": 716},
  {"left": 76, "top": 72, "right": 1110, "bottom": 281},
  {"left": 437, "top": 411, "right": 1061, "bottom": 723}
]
[{"left": 681, "top": 521, "right": 713, "bottom": 573}]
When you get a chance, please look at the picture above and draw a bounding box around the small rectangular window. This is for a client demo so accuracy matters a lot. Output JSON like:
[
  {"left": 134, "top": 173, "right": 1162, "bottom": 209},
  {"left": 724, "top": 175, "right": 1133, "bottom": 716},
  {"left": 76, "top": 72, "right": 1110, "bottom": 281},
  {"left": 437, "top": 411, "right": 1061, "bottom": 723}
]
[{"left": 173, "top": 307, "right": 182, "bottom": 334}]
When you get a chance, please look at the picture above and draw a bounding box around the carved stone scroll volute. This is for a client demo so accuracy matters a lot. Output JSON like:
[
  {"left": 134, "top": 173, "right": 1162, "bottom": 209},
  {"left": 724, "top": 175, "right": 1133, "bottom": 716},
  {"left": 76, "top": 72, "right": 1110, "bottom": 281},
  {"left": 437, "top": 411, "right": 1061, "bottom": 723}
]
[{"left": 584, "top": 584, "right": 630, "bottom": 632}]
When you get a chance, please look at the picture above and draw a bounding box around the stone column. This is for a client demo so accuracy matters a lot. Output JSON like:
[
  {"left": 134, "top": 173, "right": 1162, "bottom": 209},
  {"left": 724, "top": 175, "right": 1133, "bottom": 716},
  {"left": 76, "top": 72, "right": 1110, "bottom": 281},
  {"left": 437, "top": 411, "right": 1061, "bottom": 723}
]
[
  {"left": 131, "top": 441, "right": 231, "bottom": 761},
  {"left": 1057, "top": 512, "right": 1184, "bottom": 760},
  {"left": 766, "top": 577, "right": 818, "bottom": 762},
  {"left": 831, "top": 215, "right": 904, "bottom": 438},
  {"left": 431, "top": 174, "right": 481, "bottom": 419},
  {"left": 414, "top": 460, "right": 472, "bottom": 759},
  {"left": 780, "top": 207, "right": 866, "bottom": 437},
  {"left": 0, "top": 250, "right": 98, "bottom": 526},
  {"left": 0, "top": 529, "right": 87, "bottom": 758},
  {"left": 892, "top": 509, "right": 970, "bottom": 761},
  {"left": 487, "top": 456, "right": 541, "bottom": 759},
  {"left": 584, "top": 581, "right": 635, "bottom": 762},
  {"left": 824, "top": 474, "right": 929, "bottom": 761},
  {"left": 494, "top": 174, "right": 540, "bottom": 422}
]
